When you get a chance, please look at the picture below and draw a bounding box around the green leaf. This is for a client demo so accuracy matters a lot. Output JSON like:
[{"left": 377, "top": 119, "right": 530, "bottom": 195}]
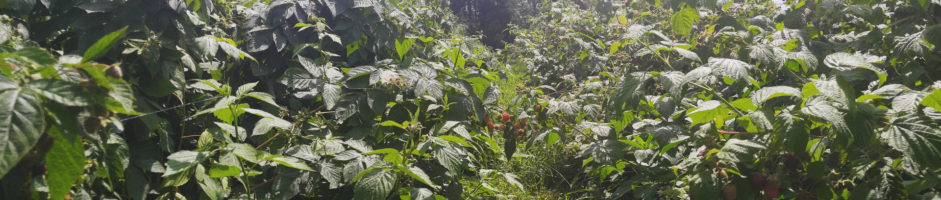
[
  {"left": 347, "top": 66, "right": 377, "bottom": 79},
  {"left": 162, "top": 151, "right": 210, "bottom": 177},
  {"left": 407, "top": 66, "right": 442, "bottom": 99},
  {"left": 279, "top": 68, "right": 318, "bottom": 89},
  {"left": 17, "top": 47, "right": 58, "bottom": 66},
  {"left": 324, "top": 0, "right": 351, "bottom": 16},
  {"left": 228, "top": 143, "right": 260, "bottom": 164},
  {"left": 856, "top": 94, "right": 884, "bottom": 102},
  {"left": 194, "top": 164, "right": 225, "bottom": 200},
  {"left": 801, "top": 96, "right": 850, "bottom": 135},
  {"left": 395, "top": 38, "right": 415, "bottom": 60},
  {"left": 252, "top": 118, "right": 292, "bottom": 136},
  {"left": 882, "top": 112, "right": 941, "bottom": 168},
  {"left": 240, "top": 107, "right": 282, "bottom": 120},
  {"left": 400, "top": 165, "right": 436, "bottom": 189},
  {"left": 215, "top": 122, "right": 247, "bottom": 141},
  {"left": 410, "top": 188, "right": 435, "bottom": 200},
  {"left": 835, "top": 77, "right": 859, "bottom": 109},
  {"left": 82, "top": 26, "right": 128, "bottom": 62},
  {"left": 688, "top": 172, "right": 720, "bottom": 200},
  {"left": 786, "top": 51, "right": 818, "bottom": 72},
  {"left": 321, "top": 162, "right": 343, "bottom": 188},
  {"left": 438, "top": 135, "right": 471, "bottom": 147},
  {"left": 46, "top": 126, "right": 86, "bottom": 200},
  {"left": 366, "top": 148, "right": 400, "bottom": 155},
  {"left": 810, "top": 78, "right": 854, "bottom": 106},
  {"left": 775, "top": 113, "right": 810, "bottom": 154},
  {"left": 269, "top": 155, "right": 314, "bottom": 171},
  {"left": 782, "top": 39, "right": 800, "bottom": 51},
  {"left": 608, "top": 74, "right": 647, "bottom": 112},
  {"left": 730, "top": 98, "right": 757, "bottom": 112},
  {"left": 105, "top": 79, "right": 140, "bottom": 114},
  {"left": 660, "top": 137, "right": 689, "bottom": 154},
  {"left": 687, "top": 100, "right": 729, "bottom": 126},
  {"left": 26, "top": 79, "right": 92, "bottom": 106},
  {"left": 923, "top": 25, "right": 941, "bottom": 46},
  {"left": 245, "top": 92, "right": 278, "bottom": 107},
  {"left": 235, "top": 82, "right": 257, "bottom": 97},
  {"left": 674, "top": 47, "right": 701, "bottom": 62},
  {"left": 213, "top": 103, "right": 248, "bottom": 123},
  {"left": 369, "top": 69, "right": 398, "bottom": 86},
  {"left": 823, "top": 52, "right": 886, "bottom": 84},
  {"left": 353, "top": 169, "right": 397, "bottom": 200},
  {"left": 546, "top": 132, "right": 560, "bottom": 146},
  {"left": 335, "top": 150, "right": 363, "bottom": 161},
  {"left": 379, "top": 120, "right": 407, "bottom": 130},
  {"left": 434, "top": 146, "right": 467, "bottom": 174},
  {"left": 219, "top": 41, "right": 250, "bottom": 60},
  {"left": 748, "top": 45, "right": 783, "bottom": 67},
  {"left": 0, "top": 76, "right": 44, "bottom": 178},
  {"left": 347, "top": 163, "right": 368, "bottom": 183},
  {"left": 921, "top": 89, "right": 941, "bottom": 112},
  {"left": 189, "top": 103, "right": 223, "bottom": 120},
  {"left": 367, "top": 148, "right": 402, "bottom": 165},
  {"left": 415, "top": 77, "right": 444, "bottom": 99},
  {"left": 670, "top": 7, "right": 700, "bottom": 37},
  {"left": 802, "top": 82, "right": 820, "bottom": 98},
  {"left": 676, "top": 67, "right": 712, "bottom": 94},
  {"left": 716, "top": 139, "right": 765, "bottom": 164},
  {"left": 126, "top": 167, "right": 151, "bottom": 200},
  {"left": 208, "top": 164, "right": 241, "bottom": 178}
]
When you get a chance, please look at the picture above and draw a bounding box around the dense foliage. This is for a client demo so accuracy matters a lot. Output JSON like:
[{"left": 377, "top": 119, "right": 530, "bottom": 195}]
[{"left": 1, "top": 0, "right": 941, "bottom": 199}]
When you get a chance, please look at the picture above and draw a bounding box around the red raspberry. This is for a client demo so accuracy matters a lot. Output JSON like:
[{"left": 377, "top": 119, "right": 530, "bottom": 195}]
[
  {"left": 763, "top": 186, "right": 779, "bottom": 198},
  {"left": 752, "top": 174, "right": 769, "bottom": 187}
]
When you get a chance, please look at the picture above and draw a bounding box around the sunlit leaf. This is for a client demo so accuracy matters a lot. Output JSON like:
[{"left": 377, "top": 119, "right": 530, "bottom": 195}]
[
  {"left": 269, "top": 155, "right": 314, "bottom": 171},
  {"left": 353, "top": 169, "right": 396, "bottom": 200},
  {"left": 750, "top": 86, "right": 801, "bottom": 106},
  {"left": 882, "top": 112, "right": 941, "bottom": 168},
  {"left": 670, "top": 7, "right": 700, "bottom": 37},
  {"left": 0, "top": 76, "right": 43, "bottom": 178},
  {"left": 46, "top": 126, "right": 86, "bottom": 200},
  {"left": 706, "top": 58, "right": 753, "bottom": 81}
]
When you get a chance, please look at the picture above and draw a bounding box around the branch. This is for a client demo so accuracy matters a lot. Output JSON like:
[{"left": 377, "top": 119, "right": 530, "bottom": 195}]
[
  {"left": 181, "top": 134, "right": 202, "bottom": 139},
  {"left": 251, "top": 176, "right": 279, "bottom": 191},
  {"left": 256, "top": 123, "right": 296, "bottom": 149}
]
